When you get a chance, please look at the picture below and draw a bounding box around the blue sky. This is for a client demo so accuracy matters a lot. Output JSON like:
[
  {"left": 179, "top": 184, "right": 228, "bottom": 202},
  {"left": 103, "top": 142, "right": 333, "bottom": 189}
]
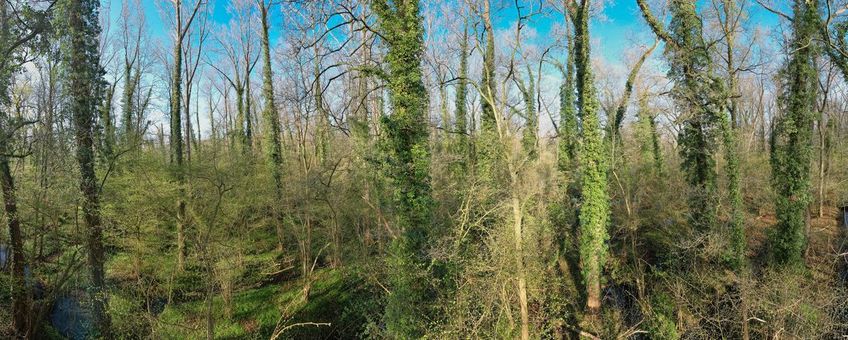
[
  {"left": 103, "top": 0, "right": 788, "bottom": 137},
  {"left": 489, "top": 0, "right": 782, "bottom": 64},
  {"left": 108, "top": 0, "right": 785, "bottom": 65}
]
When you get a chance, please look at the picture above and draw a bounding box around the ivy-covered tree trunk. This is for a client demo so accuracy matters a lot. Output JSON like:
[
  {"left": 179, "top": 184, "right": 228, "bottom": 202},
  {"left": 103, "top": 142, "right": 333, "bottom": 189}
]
[
  {"left": 454, "top": 23, "right": 469, "bottom": 165},
  {"left": 259, "top": 0, "right": 285, "bottom": 251},
  {"left": 372, "top": 0, "right": 433, "bottom": 337},
  {"left": 573, "top": 0, "right": 609, "bottom": 316},
  {"left": 61, "top": 0, "right": 112, "bottom": 336},
  {"left": 669, "top": 1, "right": 723, "bottom": 234},
  {"left": 234, "top": 78, "right": 246, "bottom": 151},
  {"left": 770, "top": 0, "right": 818, "bottom": 266},
  {"left": 170, "top": 17, "right": 184, "bottom": 168},
  {"left": 100, "top": 84, "right": 115, "bottom": 160},
  {"left": 610, "top": 40, "right": 657, "bottom": 141},
  {"left": 719, "top": 0, "right": 745, "bottom": 269},
  {"left": 477, "top": 0, "right": 499, "bottom": 178},
  {"left": 636, "top": 94, "right": 663, "bottom": 175},
  {"left": 639, "top": 0, "right": 726, "bottom": 236},
  {"left": 121, "top": 58, "right": 139, "bottom": 140},
  {"left": 519, "top": 66, "right": 538, "bottom": 159}
]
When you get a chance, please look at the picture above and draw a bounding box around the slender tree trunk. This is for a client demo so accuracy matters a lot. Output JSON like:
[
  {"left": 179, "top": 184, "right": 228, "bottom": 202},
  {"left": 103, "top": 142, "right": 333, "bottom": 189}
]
[
  {"left": 244, "top": 63, "right": 253, "bottom": 151},
  {"left": 818, "top": 118, "right": 829, "bottom": 218},
  {"left": 259, "top": 1, "right": 286, "bottom": 252},
  {"left": 510, "top": 176, "right": 530, "bottom": 340},
  {"left": 171, "top": 2, "right": 187, "bottom": 271},
  {"left": 185, "top": 84, "right": 193, "bottom": 164},
  {"left": 1, "top": 155, "right": 30, "bottom": 337}
]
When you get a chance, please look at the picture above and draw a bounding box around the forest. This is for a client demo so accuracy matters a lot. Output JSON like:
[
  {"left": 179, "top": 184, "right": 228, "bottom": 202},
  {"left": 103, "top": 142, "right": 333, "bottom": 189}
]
[{"left": 1, "top": 0, "right": 848, "bottom": 338}]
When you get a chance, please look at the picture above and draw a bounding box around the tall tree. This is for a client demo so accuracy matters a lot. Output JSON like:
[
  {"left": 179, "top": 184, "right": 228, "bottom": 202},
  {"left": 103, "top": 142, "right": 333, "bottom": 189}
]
[
  {"left": 258, "top": 0, "right": 285, "bottom": 250},
  {"left": 372, "top": 0, "right": 433, "bottom": 336},
  {"left": 572, "top": 0, "right": 610, "bottom": 316},
  {"left": 638, "top": 0, "right": 728, "bottom": 236},
  {"left": 168, "top": 0, "right": 204, "bottom": 271},
  {"left": 713, "top": 0, "right": 747, "bottom": 269},
  {"left": 59, "top": 0, "right": 112, "bottom": 336},
  {"left": 477, "top": 0, "right": 498, "bottom": 176},
  {"left": 770, "top": 0, "right": 818, "bottom": 266},
  {"left": 454, "top": 22, "right": 470, "bottom": 163}
]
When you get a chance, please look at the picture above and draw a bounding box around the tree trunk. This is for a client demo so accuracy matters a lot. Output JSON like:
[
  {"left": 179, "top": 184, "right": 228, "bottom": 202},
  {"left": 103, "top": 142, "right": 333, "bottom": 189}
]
[
  {"left": 65, "top": 0, "right": 113, "bottom": 336},
  {"left": 171, "top": 2, "right": 187, "bottom": 271},
  {"left": 1, "top": 156, "right": 30, "bottom": 337},
  {"left": 510, "top": 187, "right": 530, "bottom": 340}
]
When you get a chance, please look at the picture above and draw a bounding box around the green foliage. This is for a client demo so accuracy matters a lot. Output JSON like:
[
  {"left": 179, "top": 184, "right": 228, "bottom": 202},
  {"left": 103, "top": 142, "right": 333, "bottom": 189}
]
[
  {"left": 720, "top": 113, "right": 745, "bottom": 269},
  {"left": 259, "top": 2, "right": 284, "bottom": 201},
  {"left": 573, "top": 0, "right": 610, "bottom": 313},
  {"left": 558, "top": 56, "right": 578, "bottom": 173},
  {"left": 57, "top": 0, "right": 112, "bottom": 336},
  {"left": 372, "top": 0, "right": 434, "bottom": 336},
  {"left": 635, "top": 95, "right": 664, "bottom": 175},
  {"left": 769, "top": 0, "right": 818, "bottom": 266},
  {"left": 477, "top": 2, "right": 501, "bottom": 182},
  {"left": 666, "top": 0, "right": 725, "bottom": 234},
  {"left": 646, "top": 293, "right": 680, "bottom": 339},
  {"left": 519, "top": 66, "right": 538, "bottom": 159}
]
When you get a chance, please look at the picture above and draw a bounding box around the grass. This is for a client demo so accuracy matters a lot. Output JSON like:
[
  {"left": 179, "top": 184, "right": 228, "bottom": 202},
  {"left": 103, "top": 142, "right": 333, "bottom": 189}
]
[{"left": 148, "top": 267, "right": 371, "bottom": 339}]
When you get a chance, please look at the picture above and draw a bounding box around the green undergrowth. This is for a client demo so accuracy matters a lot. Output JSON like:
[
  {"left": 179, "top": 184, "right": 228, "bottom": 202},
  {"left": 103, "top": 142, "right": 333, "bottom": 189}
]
[{"left": 148, "top": 267, "right": 373, "bottom": 339}]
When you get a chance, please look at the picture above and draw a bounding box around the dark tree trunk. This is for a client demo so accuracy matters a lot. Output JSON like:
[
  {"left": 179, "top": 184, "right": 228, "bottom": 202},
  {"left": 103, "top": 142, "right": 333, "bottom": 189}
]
[{"left": 1, "top": 155, "right": 30, "bottom": 337}]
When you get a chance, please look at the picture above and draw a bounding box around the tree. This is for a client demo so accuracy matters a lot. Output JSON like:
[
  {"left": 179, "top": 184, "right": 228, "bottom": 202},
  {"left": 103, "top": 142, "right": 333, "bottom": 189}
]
[
  {"left": 477, "top": 0, "right": 498, "bottom": 176},
  {"left": 635, "top": 93, "right": 664, "bottom": 176},
  {"left": 638, "top": 0, "right": 730, "bottom": 238},
  {"left": 59, "top": 0, "right": 112, "bottom": 336},
  {"left": 119, "top": 0, "right": 145, "bottom": 142},
  {"left": 517, "top": 65, "right": 538, "bottom": 159},
  {"left": 558, "top": 11, "right": 578, "bottom": 173},
  {"left": 372, "top": 0, "right": 433, "bottom": 336},
  {"left": 712, "top": 0, "right": 752, "bottom": 269},
  {"left": 0, "top": 1, "right": 54, "bottom": 335},
  {"left": 769, "top": 0, "right": 818, "bottom": 266},
  {"left": 258, "top": 0, "right": 285, "bottom": 251},
  {"left": 571, "top": 0, "right": 610, "bottom": 316},
  {"left": 181, "top": 4, "right": 209, "bottom": 162},
  {"left": 167, "top": 0, "right": 204, "bottom": 271},
  {"left": 609, "top": 40, "right": 658, "bottom": 142},
  {"left": 454, "top": 22, "right": 470, "bottom": 165}
]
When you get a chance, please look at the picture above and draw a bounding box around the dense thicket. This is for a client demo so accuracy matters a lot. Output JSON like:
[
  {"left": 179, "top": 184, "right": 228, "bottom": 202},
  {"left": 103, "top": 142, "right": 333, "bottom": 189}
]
[{"left": 1, "top": 0, "right": 848, "bottom": 339}]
